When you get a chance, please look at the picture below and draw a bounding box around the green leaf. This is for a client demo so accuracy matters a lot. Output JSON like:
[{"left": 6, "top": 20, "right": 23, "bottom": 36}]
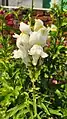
[
  {"left": 57, "top": 45, "right": 64, "bottom": 50},
  {"left": 37, "top": 114, "right": 41, "bottom": 119},
  {"left": 55, "top": 89, "right": 62, "bottom": 97},
  {"left": 61, "top": 108, "right": 67, "bottom": 117},
  {"left": 52, "top": 53, "right": 59, "bottom": 59},
  {"left": 15, "top": 109, "right": 29, "bottom": 119},
  {"left": 62, "top": 22, "right": 67, "bottom": 26},
  {"left": 41, "top": 103, "right": 50, "bottom": 115},
  {"left": 5, "top": 103, "right": 28, "bottom": 119},
  {"left": 49, "top": 108, "right": 62, "bottom": 116}
]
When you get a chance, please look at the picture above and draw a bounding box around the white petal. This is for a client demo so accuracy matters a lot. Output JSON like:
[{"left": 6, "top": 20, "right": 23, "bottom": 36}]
[
  {"left": 13, "top": 50, "right": 22, "bottom": 58},
  {"left": 32, "top": 55, "right": 39, "bottom": 66},
  {"left": 29, "top": 27, "right": 48, "bottom": 47},
  {"left": 29, "top": 45, "right": 48, "bottom": 57},
  {"left": 23, "top": 56, "right": 30, "bottom": 66},
  {"left": 41, "top": 52, "right": 48, "bottom": 58},
  {"left": 20, "top": 47, "right": 30, "bottom": 66},
  {"left": 19, "top": 46, "right": 28, "bottom": 58},
  {"left": 29, "top": 45, "right": 48, "bottom": 65},
  {"left": 13, "top": 48, "right": 30, "bottom": 66},
  {"left": 20, "top": 22, "right": 31, "bottom": 34},
  {"left": 13, "top": 33, "right": 19, "bottom": 38},
  {"left": 16, "top": 33, "right": 30, "bottom": 50},
  {"left": 34, "top": 19, "right": 44, "bottom": 31},
  {"left": 29, "top": 32, "right": 37, "bottom": 46},
  {"left": 29, "top": 45, "right": 43, "bottom": 55}
]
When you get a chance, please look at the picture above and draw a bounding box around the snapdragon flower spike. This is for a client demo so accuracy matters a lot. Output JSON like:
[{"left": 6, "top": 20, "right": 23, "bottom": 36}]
[{"left": 13, "top": 19, "right": 49, "bottom": 66}]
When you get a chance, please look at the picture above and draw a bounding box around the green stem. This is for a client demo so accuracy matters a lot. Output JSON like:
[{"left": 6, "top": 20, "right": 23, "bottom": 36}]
[{"left": 32, "top": 80, "right": 37, "bottom": 117}]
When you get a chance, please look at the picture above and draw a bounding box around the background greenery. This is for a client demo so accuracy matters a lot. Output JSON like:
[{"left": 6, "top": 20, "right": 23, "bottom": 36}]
[{"left": 0, "top": 2, "right": 67, "bottom": 119}]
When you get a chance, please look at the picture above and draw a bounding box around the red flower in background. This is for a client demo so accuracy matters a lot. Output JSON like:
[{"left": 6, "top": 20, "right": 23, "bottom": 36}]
[
  {"left": 5, "top": 14, "right": 14, "bottom": 20},
  {"left": 5, "top": 14, "right": 15, "bottom": 27},
  {"left": 0, "top": 10, "right": 5, "bottom": 15},
  {"left": 6, "top": 18, "right": 14, "bottom": 26}
]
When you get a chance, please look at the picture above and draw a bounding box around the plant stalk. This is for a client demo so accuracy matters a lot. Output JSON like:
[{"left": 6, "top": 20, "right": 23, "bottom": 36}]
[{"left": 32, "top": 80, "right": 37, "bottom": 117}]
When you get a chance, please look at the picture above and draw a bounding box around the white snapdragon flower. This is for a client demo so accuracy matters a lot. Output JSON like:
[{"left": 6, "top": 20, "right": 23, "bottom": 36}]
[
  {"left": 13, "top": 47, "right": 30, "bottom": 66},
  {"left": 29, "top": 27, "right": 48, "bottom": 47},
  {"left": 13, "top": 33, "right": 30, "bottom": 66},
  {"left": 16, "top": 33, "right": 30, "bottom": 50},
  {"left": 20, "top": 22, "right": 31, "bottom": 34},
  {"left": 34, "top": 19, "right": 44, "bottom": 31},
  {"left": 13, "top": 19, "right": 49, "bottom": 66},
  {"left": 29, "top": 45, "right": 48, "bottom": 66}
]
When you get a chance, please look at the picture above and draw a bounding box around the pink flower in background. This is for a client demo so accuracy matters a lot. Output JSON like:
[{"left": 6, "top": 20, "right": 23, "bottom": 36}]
[{"left": 52, "top": 79, "right": 58, "bottom": 84}]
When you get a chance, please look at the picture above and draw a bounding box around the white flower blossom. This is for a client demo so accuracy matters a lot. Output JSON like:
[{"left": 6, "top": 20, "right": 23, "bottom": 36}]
[
  {"left": 29, "top": 27, "right": 48, "bottom": 47},
  {"left": 34, "top": 19, "right": 44, "bottom": 31},
  {"left": 20, "top": 22, "right": 31, "bottom": 34},
  {"left": 29, "top": 45, "right": 48, "bottom": 66},
  {"left": 16, "top": 33, "right": 30, "bottom": 50},
  {"left": 13, "top": 19, "right": 49, "bottom": 66},
  {"left": 13, "top": 47, "right": 30, "bottom": 66}
]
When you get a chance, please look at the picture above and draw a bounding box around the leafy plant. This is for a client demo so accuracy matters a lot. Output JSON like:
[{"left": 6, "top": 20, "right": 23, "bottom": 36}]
[{"left": 0, "top": 1, "right": 67, "bottom": 119}]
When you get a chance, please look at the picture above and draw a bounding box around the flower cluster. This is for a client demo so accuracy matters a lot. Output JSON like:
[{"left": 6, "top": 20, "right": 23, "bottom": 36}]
[{"left": 13, "top": 19, "right": 49, "bottom": 66}]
